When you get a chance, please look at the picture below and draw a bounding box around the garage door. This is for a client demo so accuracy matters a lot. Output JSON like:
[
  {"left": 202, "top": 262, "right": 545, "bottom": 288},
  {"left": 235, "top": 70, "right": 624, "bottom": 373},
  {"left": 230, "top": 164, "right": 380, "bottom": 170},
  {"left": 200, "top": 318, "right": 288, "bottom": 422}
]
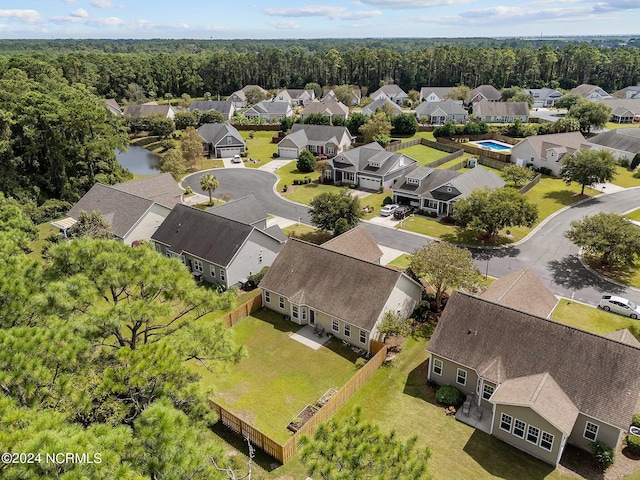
[
  {"left": 359, "top": 176, "right": 381, "bottom": 190},
  {"left": 278, "top": 147, "right": 299, "bottom": 159},
  {"left": 217, "top": 147, "right": 242, "bottom": 158}
]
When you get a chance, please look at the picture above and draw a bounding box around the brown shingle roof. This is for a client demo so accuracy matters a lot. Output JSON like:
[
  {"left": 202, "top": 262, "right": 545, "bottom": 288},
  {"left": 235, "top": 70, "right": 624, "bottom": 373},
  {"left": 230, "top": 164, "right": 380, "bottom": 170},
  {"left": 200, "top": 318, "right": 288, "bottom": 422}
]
[
  {"left": 111, "top": 173, "right": 183, "bottom": 208},
  {"left": 480, "top": 268, "right": 558, "bottom": 318},
  {"left": 474, "top": 101, "right": 529, "bottom": 117},
  {"left": 259, "top": 238, "right": 407, "bottom": 331},
  {"left": 428, "top": 292, "right": 640, "bottom": 430},
  {"left": 605, "top": 329, "right": 640, "bottom": 348},
  {"left": 321, "top": 225, "right": 383, "bottom": 264}
]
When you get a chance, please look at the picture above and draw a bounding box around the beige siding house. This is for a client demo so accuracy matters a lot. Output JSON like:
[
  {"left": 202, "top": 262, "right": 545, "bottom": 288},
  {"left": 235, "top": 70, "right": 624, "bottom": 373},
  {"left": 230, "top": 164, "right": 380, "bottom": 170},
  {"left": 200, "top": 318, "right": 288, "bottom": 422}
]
[
  {"left": 259, "top": 238, "right": 422, "bottom": 352},
  {"left": 427, "top": 291, "right": 640, "bottom": 467},
  {"left": 511, "top": 132, "right": 593, "bottom": 176}
]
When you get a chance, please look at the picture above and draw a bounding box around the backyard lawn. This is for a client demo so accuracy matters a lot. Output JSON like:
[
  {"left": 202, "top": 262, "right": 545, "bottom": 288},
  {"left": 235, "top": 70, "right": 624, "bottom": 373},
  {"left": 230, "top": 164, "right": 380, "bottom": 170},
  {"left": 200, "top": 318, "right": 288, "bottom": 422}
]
[
  {"left": 240, "top": 130, "right": 277, "bottom": 169},
  {"left": 191, "top": 309, "right": 363, "bottom": 443},
  {"left": 282, "top": 224, "right": 332, "bottom": 244},
  {"left": 28, "top": 222, "right": 58, "bottom": 260},
  {"left": 398, "top": 144, "right": 452, "bottom": 166},
  {"left": 611, "top": 165, "right": 640, "bottom": 189}
]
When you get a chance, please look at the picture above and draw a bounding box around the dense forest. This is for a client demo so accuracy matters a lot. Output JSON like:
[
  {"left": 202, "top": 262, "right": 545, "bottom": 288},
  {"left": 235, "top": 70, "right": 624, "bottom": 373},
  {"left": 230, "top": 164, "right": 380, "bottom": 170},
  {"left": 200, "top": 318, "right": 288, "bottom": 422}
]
[{"left": 0, "top": 39, "right": 639, "bottom": 103}]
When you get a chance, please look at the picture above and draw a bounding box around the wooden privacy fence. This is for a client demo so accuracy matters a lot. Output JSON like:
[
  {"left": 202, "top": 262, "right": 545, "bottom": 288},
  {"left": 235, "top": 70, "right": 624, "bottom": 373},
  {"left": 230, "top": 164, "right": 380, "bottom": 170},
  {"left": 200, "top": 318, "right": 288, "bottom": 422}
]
[
  {"left": 519, "top": 174, "right": 542, "bottom": 194},
  {"left": 209, "top": 345, "right": 388, "bottom": 464},
  {"left": 424, "top": 149, "right": 464, "bottom": 168},
  {"left": 217, "top": 294, "right": 262, "bottom": 328},
  {"left": 436, "top": 137, "right": 511, "bottom": 163}
]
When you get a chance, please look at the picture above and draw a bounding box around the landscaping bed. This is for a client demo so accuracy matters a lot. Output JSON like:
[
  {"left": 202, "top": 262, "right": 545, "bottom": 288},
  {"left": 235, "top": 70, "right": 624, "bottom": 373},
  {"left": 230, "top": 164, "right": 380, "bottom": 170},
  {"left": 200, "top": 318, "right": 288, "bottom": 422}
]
[{"left": 287, "top": 404, "right": 319, "bottom": 433}]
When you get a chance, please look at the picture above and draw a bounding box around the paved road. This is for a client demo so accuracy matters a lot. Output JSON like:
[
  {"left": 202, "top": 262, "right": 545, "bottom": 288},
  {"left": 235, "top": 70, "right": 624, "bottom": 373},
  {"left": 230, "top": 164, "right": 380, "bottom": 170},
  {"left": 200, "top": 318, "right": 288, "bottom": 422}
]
[{"left": 184, "top": 169, "right": 640, "bottom": 306}]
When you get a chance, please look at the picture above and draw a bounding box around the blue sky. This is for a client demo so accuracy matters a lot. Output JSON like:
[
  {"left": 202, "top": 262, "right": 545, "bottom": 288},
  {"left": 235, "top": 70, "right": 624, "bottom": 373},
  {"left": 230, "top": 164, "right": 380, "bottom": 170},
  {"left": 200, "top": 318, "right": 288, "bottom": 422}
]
[{"left": 1, "top": 1, "right": 639, "bottom": 39}]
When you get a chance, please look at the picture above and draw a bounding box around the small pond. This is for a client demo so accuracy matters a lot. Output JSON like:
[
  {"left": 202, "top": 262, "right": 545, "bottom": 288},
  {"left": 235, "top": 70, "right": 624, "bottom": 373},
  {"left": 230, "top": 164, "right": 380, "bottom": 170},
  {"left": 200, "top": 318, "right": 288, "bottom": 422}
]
[{"left": 116, "top": 145, "right": 160, "bottom": 175}]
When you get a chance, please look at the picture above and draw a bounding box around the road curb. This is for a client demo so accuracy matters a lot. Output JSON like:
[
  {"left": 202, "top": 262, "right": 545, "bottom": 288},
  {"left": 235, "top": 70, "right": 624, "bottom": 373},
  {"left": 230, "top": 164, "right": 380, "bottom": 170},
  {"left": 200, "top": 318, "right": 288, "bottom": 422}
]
[{"left": 576, "top": 248, "right": 640, "bottom": 295}]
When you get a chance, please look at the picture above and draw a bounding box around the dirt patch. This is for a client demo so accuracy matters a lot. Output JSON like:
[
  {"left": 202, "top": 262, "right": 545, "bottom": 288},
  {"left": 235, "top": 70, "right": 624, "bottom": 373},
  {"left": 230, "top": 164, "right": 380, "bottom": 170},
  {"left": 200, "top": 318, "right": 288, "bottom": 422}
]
[
  {"left": 235, "top": 409, "right": 256, "bottom": 426},
  {"left": 216, "top": 381, "right": 251, "bottom": 404},
  {"left": 557, "top": 443, "right": 640, "bottom": 480}
]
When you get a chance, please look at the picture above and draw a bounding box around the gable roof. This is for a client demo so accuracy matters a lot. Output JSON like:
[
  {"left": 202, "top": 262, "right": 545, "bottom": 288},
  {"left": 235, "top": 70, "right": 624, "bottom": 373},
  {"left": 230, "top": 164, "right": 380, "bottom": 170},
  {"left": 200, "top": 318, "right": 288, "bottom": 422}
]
[
  {"left": 111, "top": 173, "right": 183, "bottom": 208},
  {"left": 523, "top": 88, "right": 563, "bottom": 101},
  {"left": 106, "top": 98, "right": 123, "bottom": 115},
  {"left": 598, "top": 98, "right": 640, "bottom": 117},
  {"left": 443, "top": 165, "right": 505, "bottom": 197},
  {"left": 68, "top": 184, "right": 155, "bottom": 239},
  {"left": 394, "top": 166, "right": 460, "bottom": 197},
  {"left": 329, "top": 142, "right": 417, "bottom": 176},
  {"left": 419, "top": 86, "right": 454, "bottom": 100},
  {"left": 474, "top": 101, "right": 529, "bottom": 117},
  {"left": 362, "top": 98, "right": 403, "bottom": 116},
  {"left": 415, "top": 99, "right": 467, "bottom": 117},
  {"left": 151, "top": 204, "right": 283, "bottom": 267},
  {"left": 370, "top": 84, "right": 407, "bottom": 98},
  {"left": 588, "top": 127, "right": 640, "bottom": 154},
  {"left": 230, "top": 85, "right": 268, "bottom": 102},
  {"left": 470, "top": 85, "right": 502, "bottom": 102},
  {"left": 197, "top": 123, "right": 245, "bottom": 146},
  {"left": 206, "top": 195, "right": 267, "bottom": 226},
  {"left": 281, "top": 124, "right": 352, "bottom": 149},
  {"left": 189, "top": 100, "right": 234, "bottom": 116},
  {"left": 514, "top": 131, "right": 591, "bottom": 157},
  {"left": 321, "top": 225, "right": 383, "bottom": 263},
  {"left": 123, "top": 104, "right": 174, "bottom": 118},
  {"left": 259, "top": 238, "right": 411, "bottom": 331},
  {"left": 275, "top": 89, "right": 314, "bottom": 101},
  {"left": 605, "top": 329, "right": 640, "bottom": 348},
  {"left": 480, "top": 268, "right": 558, "bottom": 318},
  {"left": 428, "top": 291, "right": 640, "bottom": 430},
  {"left": 570, "top": 83, "right": 611, "bottom": 99},
  {"left": 301, "top": 100, "right": 349, "bottom": 117},
  {"left": 245, "top": 100, "right": 292, "bottom": 115}
]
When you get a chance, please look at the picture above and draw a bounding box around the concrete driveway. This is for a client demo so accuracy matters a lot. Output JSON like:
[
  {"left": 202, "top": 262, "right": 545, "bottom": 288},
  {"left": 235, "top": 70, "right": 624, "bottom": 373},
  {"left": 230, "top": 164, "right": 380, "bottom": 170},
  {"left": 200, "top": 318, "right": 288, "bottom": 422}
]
[
  {"left": 258, "top": 159, "right": 294, "bottom": 173},
  {"left": 221, "top": 157, "right": 246, "bottom": 168}
]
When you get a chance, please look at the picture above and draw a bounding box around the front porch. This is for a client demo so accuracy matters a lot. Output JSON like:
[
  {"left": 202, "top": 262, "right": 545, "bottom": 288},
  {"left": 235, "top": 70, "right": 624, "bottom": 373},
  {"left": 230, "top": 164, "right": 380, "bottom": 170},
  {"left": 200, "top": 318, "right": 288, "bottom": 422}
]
[{"left": 455, "top": 395, "right": 492, "bottom": 434}]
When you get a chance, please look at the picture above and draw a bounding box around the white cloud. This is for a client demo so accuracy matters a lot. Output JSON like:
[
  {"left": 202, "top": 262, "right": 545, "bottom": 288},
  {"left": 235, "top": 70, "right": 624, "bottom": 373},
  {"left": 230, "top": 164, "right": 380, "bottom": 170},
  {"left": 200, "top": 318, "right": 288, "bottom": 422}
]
[
  {"left": 358, "top": 0, "right": 472, "bottom": 7},
  {"left": 61, "top": 0, "right": 78, "bottom": 4},
  {"left": 0, "top": 9, "right": 42, "bottom": 24},
  {"left": 91, "top": 0, "right": 115, "bottom": 8},
  {"left": 70, "top": 8, "right": 89, "bottom": 18},
  {"left": 264, "top": 5, "right": 382, "bottom": 20},
  {"left": 269, "top": 19, "right": 300, "bottom": 29}
]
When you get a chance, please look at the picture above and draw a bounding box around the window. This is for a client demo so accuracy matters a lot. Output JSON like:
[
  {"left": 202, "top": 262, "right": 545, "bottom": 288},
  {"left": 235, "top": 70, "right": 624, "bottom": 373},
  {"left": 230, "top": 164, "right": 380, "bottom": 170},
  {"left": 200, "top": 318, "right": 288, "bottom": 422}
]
[
  {"left": 220, "top": 269, "right": 225, "bottom": 282},
  {"left": 264, "top": 291, "right": 270, "bottom": 303},
  {"left": 456, "top": 368, "right": 467, "bottom": 386},
  {"left": 327, "top": 146, "right": 335, "bottom": 154},
  {"left": 279, "top": 296, "right": 285, "bottom": 309},
  {"left": 332, "top": 319, "right": 339, "bottom": 332},
  {"left": 344, "top": 172, "right": 355, "bottom": 182},
  {"left": 359, "top": 330, "right": 366, "bottom": 344},
  {"left": 155, "top": 243, "right": 162, "bottom": 253},
  {"left": 432, "top": 358, "right": 443, "bottom": 376},
  {"left": 210, "top": 265, "right": 216, "bottom": 278},
  {"left": 227, "top": 136, "right": 232, "bottom": 144},
  {"left": 584, "top": 422, "right": 599, "bottom": 442},
  {"left": 344, "top": 324, "right": 351, "bottom": 337},
  {"left": 407, "top": 178, "right": 420, "bottom": 185},
  {"left": 301, "top": 308, "right": 307, "bottom": 322},
  {"left": 166, "top": 251, "right": 172, "bottom": 258},
  {"left": 527, "top": 425, "right": 540, "bottom": 445},
  {"left": 500, "top": 413, "right": 512, "bottom": 433},
  {"left": 540, "top": 432, "right": 554, "bottom": 451},
  {"left": 193, "top": 259, "right": 203, "bottom": 273},
  {"left": 292, "top": 305, "right": 299, "bottom": 319},
  {"left": 258, "top": 249, "right": 263, "bottom": 264},
  {"left": 513, "top": 419, "right": 526, "bottom": 439},
  {"left": 482, "top": 384, "right": 495, "bottom": 400}
]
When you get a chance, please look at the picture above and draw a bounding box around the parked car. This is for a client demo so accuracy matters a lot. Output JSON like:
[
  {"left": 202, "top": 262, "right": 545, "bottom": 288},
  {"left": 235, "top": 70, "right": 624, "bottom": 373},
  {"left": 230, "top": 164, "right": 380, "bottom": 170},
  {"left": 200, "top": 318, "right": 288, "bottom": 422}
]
[
  {"left": 380, "top": 204, "right": 399, "bottom": 217},
  {"left": 393, "top": 206, "right": 412, "bottom": 220},
  {"left": 598, "top": 295, "right": 640, "bottom": 319},
  {"left": 231, "top": 154, "right": 242, "bottom": 164}
]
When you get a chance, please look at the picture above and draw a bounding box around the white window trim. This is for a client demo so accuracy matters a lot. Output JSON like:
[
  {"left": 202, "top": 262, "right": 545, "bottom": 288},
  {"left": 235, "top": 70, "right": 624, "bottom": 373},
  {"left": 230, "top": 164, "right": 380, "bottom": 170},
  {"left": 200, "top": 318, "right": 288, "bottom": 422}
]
[
  {"left": 344, "top": 324, "right": 351, "bottom": 337},
  {"left": 292, "top": 305, "right": 299, "bottom": 319},
  {"left": 332, "top": 319, "right": 339, "bottom": 332},
  {"left": 456, "top": 368, "right": 467, "bottom": 386},
  {"left": 584, "top": 422, "right": 599, "bottom": 442},
  {"left": 359, "top": 330, "right": 366, "bottom": 344},
  {"left": 264, "top": 291, "right": 270, "bottom": 303},
  {"left": 193, "top": 259, "right": 203, "bottom": 273},
  {"left": 432, "top": 358, "right": 443, "bottom": 376},
  {"left": 513, "top": 419, "right": 526, "bottom": 439},
  {"left": 500, "top": 413, "right": 512, "bottom": 433},
  {"left": 220, "top": 269, "right": 225, "bottom": 282},
  {"left": 279, "top": 296, "right": 285, "bottom": 309},
  {"left": 210, "top": 265, "right": 216, "bottom": 278},
  {"left": 540, "top": 431, "right": 554, "bottom": 452},
  {"left": 482, "top": 383, "right": 495, "bottom": 400},
  {"left": 526, "top": 425, "right": 540, "bottom": 446}
]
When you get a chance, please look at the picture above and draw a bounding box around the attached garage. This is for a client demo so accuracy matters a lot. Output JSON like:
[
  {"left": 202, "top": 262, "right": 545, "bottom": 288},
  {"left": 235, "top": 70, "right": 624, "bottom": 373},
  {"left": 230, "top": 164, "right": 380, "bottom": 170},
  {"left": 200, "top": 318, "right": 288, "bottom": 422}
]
[
  {"left": 358, "top": 176, "right": 381, "bottom": 190},
  {"left": 278, "top": 147, "right": 299, "bottom": 159},
  {"left": 216, "top": 146, "right": 243, "bottom": 158}
]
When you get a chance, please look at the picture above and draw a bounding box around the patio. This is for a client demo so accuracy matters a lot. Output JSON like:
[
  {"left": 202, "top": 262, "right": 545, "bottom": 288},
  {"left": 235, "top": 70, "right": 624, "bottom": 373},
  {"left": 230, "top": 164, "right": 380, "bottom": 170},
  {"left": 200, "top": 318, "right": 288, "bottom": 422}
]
[
  {"left": 289, "top": 325, "right": 331, "bottom": 350},
  {"left": 455, "top": 395, "right": 493, "bottom": 434}
]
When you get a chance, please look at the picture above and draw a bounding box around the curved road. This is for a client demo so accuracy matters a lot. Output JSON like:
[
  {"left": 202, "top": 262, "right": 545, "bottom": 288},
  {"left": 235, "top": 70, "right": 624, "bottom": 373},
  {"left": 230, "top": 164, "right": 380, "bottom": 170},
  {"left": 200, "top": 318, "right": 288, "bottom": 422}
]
[{"left": 184, "top": 169, "right": 640, "bottom": 306}]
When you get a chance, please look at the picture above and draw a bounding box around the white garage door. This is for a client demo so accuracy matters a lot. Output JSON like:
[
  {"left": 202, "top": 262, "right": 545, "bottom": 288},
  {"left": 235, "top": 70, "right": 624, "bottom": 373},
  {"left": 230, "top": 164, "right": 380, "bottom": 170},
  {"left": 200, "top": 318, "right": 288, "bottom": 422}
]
[
  {"left": 278, "top": 147, "right": 299, "bottom": 159},
  {"left": 217, "top": 147, "right": 242, "bottom": 157},
  {"left": 359, "top": 176, "right": 381, "bottom": 190}
]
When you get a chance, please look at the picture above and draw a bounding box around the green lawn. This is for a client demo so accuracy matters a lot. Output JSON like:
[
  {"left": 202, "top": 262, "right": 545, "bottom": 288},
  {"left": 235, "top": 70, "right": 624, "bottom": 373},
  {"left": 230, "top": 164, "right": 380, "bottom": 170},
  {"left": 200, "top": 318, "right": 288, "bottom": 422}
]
[
  {"left": 282, "top": 224, "right": 332, "bottom": 244},
  {"left": 605, "top": 122, "right": 640, "bottom": 130},
  {"left": 398, "top": 144, "right": 451, "bottom": 166},
  {"left": 612, "top": 165, "right": 640, "bottom": 188},
  {"left": 192, "top": 310, "right": 362, "bottom": 443},
  {"left": 551, "top": 299, "right": 639, "bottom": 336},
  {"left": 361, "top": 191, "right": 393, "bottom": 219},
  {"left": 388, "top": 253, "right": 411, "bottom": 269},
  {"left": 626, "top": 209, "right": 640, "bottom": 221},
  {"left": 28, "top": 222, "right": 57, "bottom": 260},
  {"left": 240, "top": 131, "right": 277, "bottom": 169},
  {"left": 275, "top": 163, "right": 343, "bottom": 204}
]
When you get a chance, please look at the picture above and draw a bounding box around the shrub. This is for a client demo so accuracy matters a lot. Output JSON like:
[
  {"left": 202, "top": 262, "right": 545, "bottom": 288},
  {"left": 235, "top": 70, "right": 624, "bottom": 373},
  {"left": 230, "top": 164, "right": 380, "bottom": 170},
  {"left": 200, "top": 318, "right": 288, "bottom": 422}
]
[
  {"left": 382, "top": 196, "right": 393, "bottom": 206},
  {"left": 632, "top": 414, "right": 640, "bottom": 428},
  {"left": 282, "top": 185, "right": 288, "bottom": 192},
  {"left": 184, "top": 186, "right": 193, "bottom": 195},
  {"left": 160, "top": 139, "right": 176, "bottom": 152},
  {"left": 619, "top": 157, "right": 630, "bottom": 168},
  {"left": 354, "top": 358, "right": 367, "bottom": 370},
  {"left": 591, "top": 441, "right": 615, "bottom": 471},
  {"left": 441, "top": 215, "right": 456, "bottom": 225},
  {"left": 272, "top": 152, "right": 279, "bottom": 158},
  {"left": 297, "top": 149, "right": 316, "bottom": 173},
  {"left": 634, "top": 170, "right": 640, "bottom": 179},
  {"left": 631, "top": 153, "right": 640, "bottom": 170},
  {"left": 626, "top": 434, "right": 640, "bottom": 455},
  {"left": 428, "top": 211, "right": 438, "bottom": 218},
  {"left": 435, "top": 385, "right": 464, "bottom": 407}
]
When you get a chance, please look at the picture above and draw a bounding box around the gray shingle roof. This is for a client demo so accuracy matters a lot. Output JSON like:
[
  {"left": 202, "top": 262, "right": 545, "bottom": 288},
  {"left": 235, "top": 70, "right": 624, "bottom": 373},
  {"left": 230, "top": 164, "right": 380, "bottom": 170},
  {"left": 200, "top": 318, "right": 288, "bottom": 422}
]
[
  {"left": 470, "top": 85, "right": 502, "bottom": 101},
  {"left": 112, "top": 172, "right": 183, "bottom": 208},
  {"left": 321, "top": 225, "right": 383, "bottom": 263},
  {"left": 123, "top": 104, "right": 173, "bottom": 117},
  {"left": 246, "top": 101, "right": 292, "bottom": 115},
  {"left": 362, "top": 98, "right": 403, "bottom": 116},
  {"left": 474, "top": 101, "right": 529, "bottom": 117},
  {"left": 189, "top": 100, "right": 234, "bottom": 116},
  {"left": 329, "top": 142, "right": 417, "bottom": 177},
  {"left": 428, "top": 291, "right": 640, "bottom": 430},
  {"left": 415, "top": 100, "right": 467, "bottom": 117},
  {"left": 570, "top": 84, "right": 610, "bottom": 98},
  {"left": 206, "top": 195, "right": 267, "bottom": 226},
  {"left": 282, "top": 124, "right": 352, "bottom": 149},
  {"left": 301, "top": 100, "right": 349, "bottom": 117},
  {"left": 598, "top": 98, "right": 640, "bottom": 116},
  {"left": 259, "top": 238, "right": 406, "bottom": 331},
  {"left": 197, "top": 123, "right": 245, "bottom": 147},
  {"left": 444, "top": 165, "right": 505, "bottom": 197},
  {"left": 394, "top": 167, "right": 459, "bottom": 198},
  {"left": 515, "top": 132, "right": 590, "bottom": 158},
  {"left": 370, "top": 84, "right": 407, "bottom": 98},
  {"left": 589, "top": 127, "right": 640, "bottom": 153},
  {"left": 419, "top": 86, "right": 454, "bottom": 100}
]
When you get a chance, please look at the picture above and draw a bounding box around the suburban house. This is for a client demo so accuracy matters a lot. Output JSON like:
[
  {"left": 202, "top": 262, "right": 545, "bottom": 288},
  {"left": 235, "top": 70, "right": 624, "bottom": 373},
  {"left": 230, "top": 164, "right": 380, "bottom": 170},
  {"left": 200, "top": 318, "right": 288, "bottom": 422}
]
[
  {"left": 369, "top": 84, "right": 409, "bottom": 105},
  {"left": 123, "top": 103, "right": 175, "bottom": 119},
  {"left": 228, "top": 85, "right": 269, "bottom": 108},
  {"left": 523, "top": 88, "right": 563, "bottom": 108},
  {"left": 106, "top": 98, "right": 123, "bottom": 116},
  {"left": 570, "top": 84, "right": 611, "bottom": 101},
  {"left": 427, "top": 291, "right": 640, "bottom": 466},
  {"left": 473, "top": 101, "right": 530, "bottom": 123},
  {"left": 189, "top": 100, "right": 236, "bottom": 121},
  {"left": 321, "top": 225, "right": 383, "bottom": 264},
  {"left": 615, "top": 86, "right": 640, "bottom": 99},
  {"left": 415, "top": 100, "right": 468, "bottom": 125},
  {"left": 322, "top": 87, "right": 361, "bottom": 105},
  {"left": 597, "top": 98, "right": 640, "bottom": 124},
  {"left": 151, "top": 204, "right": 286, "bottom": 288},
  {"left": 479, "top": 268, "right": 558, "bottom": 319},
  {"left": 392, "top": 165, "right": 505, "bottom": 216},
  {"left": 362, "top": 98, "right": 403, "bottom": 117},
  {"left": 53, "top": 173, "right": 183, "bottom": 244},
  {"left": 274, "top": 89, "right": 315, "bottom": 106},
  {"left": 277, "top": 124, "right": 354, "bottom": 158},
  {"left": 243, "top": 100, "right": 293, "bottom": 122},
  {"left": 469, "top": 85, "right": 502, "bottom": 103},
  {"left": 324, "top": 142, "right": 417, "bottom": 190},
  {"left": 511, "top": 132, "right": 592, "bottom": 176},
  {"left": 419, "top": 86, "right": 455, "bottom": 103},
  {"left": 197, "top": 122, "right": 246, "bottom": 158},
  {"left": 259, "top": 238, "right": 423, "bottom": 352},
  {"left": 300, "top": 100, "right": 349, "bottom": 123},
  {"left": 588, "top": 127, "right": 640, "bottom": 162},
  {"left": 206, "top": 195, "right": 268, "bottom": 229}
]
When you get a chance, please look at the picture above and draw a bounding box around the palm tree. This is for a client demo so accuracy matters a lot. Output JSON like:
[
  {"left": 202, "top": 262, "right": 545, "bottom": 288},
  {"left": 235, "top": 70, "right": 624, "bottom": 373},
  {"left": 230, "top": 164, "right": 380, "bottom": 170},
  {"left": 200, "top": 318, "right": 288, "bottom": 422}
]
[{"left": 200, "top": 173, "right": 219, "bottom": 205}]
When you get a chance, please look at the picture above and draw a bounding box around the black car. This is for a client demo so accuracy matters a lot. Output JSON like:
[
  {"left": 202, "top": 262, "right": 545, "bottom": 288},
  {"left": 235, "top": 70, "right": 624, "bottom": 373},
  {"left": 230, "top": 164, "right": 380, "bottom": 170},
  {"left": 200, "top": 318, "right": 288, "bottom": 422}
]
[{"left": 393, "top": 206, "right": 412, "bottom": 219}]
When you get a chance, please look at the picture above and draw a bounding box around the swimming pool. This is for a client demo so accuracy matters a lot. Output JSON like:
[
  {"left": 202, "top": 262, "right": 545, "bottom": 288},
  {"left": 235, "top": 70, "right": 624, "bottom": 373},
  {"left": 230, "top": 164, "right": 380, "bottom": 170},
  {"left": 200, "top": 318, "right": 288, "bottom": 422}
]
[{"left": 473, "top": 140, "right": 512, "bottom": 152}]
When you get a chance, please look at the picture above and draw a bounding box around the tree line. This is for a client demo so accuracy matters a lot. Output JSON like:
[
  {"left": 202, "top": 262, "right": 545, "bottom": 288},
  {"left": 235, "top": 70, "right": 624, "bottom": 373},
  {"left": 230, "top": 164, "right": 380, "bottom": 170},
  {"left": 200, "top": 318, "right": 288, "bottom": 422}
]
[{"left": 1, "top": 42, "right": 639, "bottom": 102}]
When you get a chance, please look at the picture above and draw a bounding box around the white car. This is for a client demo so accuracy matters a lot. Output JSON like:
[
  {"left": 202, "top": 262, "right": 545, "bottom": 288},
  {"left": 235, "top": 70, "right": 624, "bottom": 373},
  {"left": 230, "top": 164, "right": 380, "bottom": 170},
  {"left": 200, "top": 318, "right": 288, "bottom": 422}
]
[
  {"left": 598, "top": 295, "right": 640, "bottom": 319},
  {"left": 231, "top": 155, "right": 242, "bottom": 164},
  {"left": 380, "top": 204, "right": 400, "bottom": 217}
]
